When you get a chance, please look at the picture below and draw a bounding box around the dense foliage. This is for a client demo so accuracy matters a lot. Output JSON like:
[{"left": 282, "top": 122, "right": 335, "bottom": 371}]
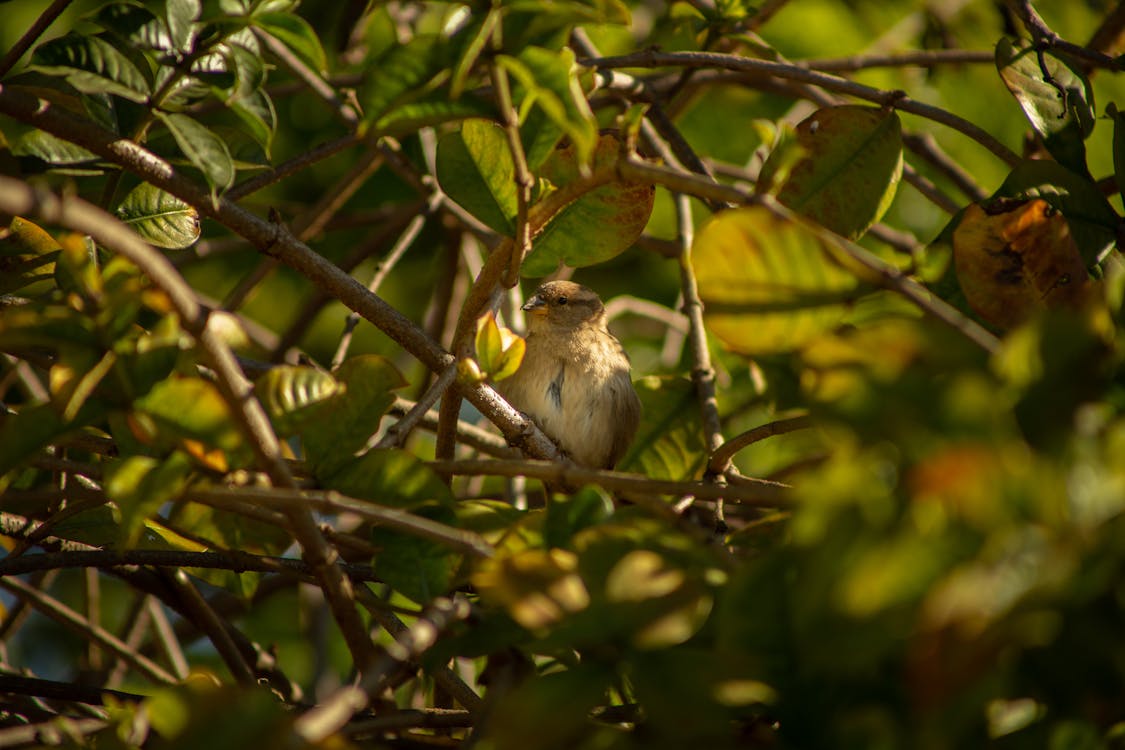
[{"left": 2, "top": 0, "right": 1125, "bottom": 747}]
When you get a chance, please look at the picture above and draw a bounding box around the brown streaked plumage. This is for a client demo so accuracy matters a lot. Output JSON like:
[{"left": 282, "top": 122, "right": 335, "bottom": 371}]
[{"left": 498, "top": 280, "right": 641, "bottom": 469}]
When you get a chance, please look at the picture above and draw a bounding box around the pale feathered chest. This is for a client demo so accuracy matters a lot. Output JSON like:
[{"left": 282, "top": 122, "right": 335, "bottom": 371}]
[{"left": 499, "top": 326, "right": 640, "bottom": 469}]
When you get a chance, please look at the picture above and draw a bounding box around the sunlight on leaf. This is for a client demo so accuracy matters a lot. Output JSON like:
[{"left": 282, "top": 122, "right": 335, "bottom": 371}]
[{"left": 693, "top": 206, "right": 862, "bottom": 354}]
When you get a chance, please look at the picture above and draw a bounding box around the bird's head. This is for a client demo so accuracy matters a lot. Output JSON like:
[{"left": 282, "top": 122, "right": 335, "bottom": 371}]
[{"left": 522, "top": 280, "right": 605, "bottom": 333}]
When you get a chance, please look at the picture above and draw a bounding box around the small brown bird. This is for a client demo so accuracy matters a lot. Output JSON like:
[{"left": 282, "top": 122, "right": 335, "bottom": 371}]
[{"left": 499, "top": 280, "right": 641, "bottom": 469}]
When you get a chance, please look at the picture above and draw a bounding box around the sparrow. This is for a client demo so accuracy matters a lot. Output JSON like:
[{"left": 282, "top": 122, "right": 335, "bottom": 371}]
[{"left": 499, "top": 280, "right": 641, "bottom": 469}]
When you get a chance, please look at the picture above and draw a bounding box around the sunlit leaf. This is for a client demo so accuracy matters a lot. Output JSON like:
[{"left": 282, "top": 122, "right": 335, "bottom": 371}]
[
  {"left": 522, "top": 133, "right": 655, "bottom": 276},
  {"left": 952, "top": 198, "right": 1091, "bottom": 329},
  {"left": 255, "top": 365, "right": 341, "bottom": 437},
  {"left": 436, "top": 119, "right": 517, "bottom": 235},
  {"left": 133, "top": 376, "right": 248, "bottom": 469},
  {"left": 475, "top": 311, "right": 525, "bottom": 382},
  {"left": 105, "top": 452, "right": 193, "bottom": 545},
  {"left": 692, "top": 206, "right": 863, "bottom": 354},
  {"left": 497, "top": 46, "right": 597, "bottom": 167},
  {"left": 997, "top": 38, "right": 1094, "bottom": 175},
  {"left": 473, "top": 548, "right": 590, "bottom": 632},
  {"left": 759, "top": 105, "right": 902, "bottom": 239},
  {"left": 116, "top": 182, "right": 201, "bottom": 249}
]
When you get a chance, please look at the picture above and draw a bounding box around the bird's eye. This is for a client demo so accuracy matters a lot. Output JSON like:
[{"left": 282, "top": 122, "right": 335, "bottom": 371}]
[{"left": 557, "top": 296, "right": 568, "bottom": 305}]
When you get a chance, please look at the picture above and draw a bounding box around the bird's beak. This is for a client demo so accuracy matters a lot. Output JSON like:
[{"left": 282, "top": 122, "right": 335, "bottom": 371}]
[{"left": 522, "top": 294, "right": 547, "bottom": 315}]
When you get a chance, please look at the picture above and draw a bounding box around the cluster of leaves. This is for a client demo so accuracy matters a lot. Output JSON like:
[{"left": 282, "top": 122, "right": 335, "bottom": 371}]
[{"left": 2, "top": 0, "right": 1125, "bottom": 749}]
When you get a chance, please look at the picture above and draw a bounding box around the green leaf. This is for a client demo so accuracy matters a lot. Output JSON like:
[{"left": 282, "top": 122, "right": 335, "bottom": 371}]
[
  {"left": 497, "top": 46, "right": 597, "bottom": 167},
  {"left": 155, "top": 112, "right": 235, "bottom": 196},
  {"left": 691, "top": 206, "right": 863, "bottom": 354},
  {"left": 115, "top": 182, "right": 201, "bottom": 249},
  {"left": 522, "top": 133, "right": 655, "bottom": 277},
  {"left": 14, "top": 130, "right": 103, "bottom": 175},
  {"left": 371, "top": 90, "right": 495, "bottom": 136},
  {"left": 759, "top": 105, "right": 902, "bottom": 240},
  {"left": 501, "top": 46, "right": 598, "bottom": 167},
  {"left": 254, "top": 364, "right": 341, "bottom": 437},
  {"left": 1111, "top": 103, "right": 1125, "bottom": 208},
  {"left": 252, "top": 11, "right": 327, "bottom": 73},
  {"left": 0, "top": 217, "right": 59, "bottom": 292},
  {"left": 996, "top": 38, "right": 1094, "bottom": 176},
  {"left": 161, "top": 0, "right": 201, "bottom": 53},
  {"left": 229, "top": 88, "right": 277, "bottom": 155},
  {"left": 301, "top": 355, "right": 406, "bottom": 476},
  {"left": 322, "top": 449, "right": 454, "bottom": 508},
  {"left": 360, "top": 35, "right": 451, "bottom": 131},
  {"left": 0, "top": 402, "right": 98, "bottom": 480},
  {"left": 993, "top": 159, "right": 1118, "bottom": 266},
  {"left": 133, "top": 376, "right": 248, "bottom": 470},
  {"left": 435, "top": 119, "right": 517, "bottom": 235},
  {"left": 104, "top": 452, "right": 194, "bottom": 545},
  {"left": 617, "top": 376, "right": 707, "bottom": 481},
  {"left": 94, "top": 4, "right": 172, "bottom": 51},
  {"left": 371, "top": 503, "right": 461, "bottom": 604},
  {"left": 31, "top": 33, "right": 151, "bottom": 103}
]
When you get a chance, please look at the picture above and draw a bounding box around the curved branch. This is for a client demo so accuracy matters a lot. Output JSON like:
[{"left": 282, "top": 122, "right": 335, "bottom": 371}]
[
  {"left": 585, "top": 50, "right": 1021, "bottom": 166},
  {"left": 708, "top": 414, "right": 814, "bottom": 474}
]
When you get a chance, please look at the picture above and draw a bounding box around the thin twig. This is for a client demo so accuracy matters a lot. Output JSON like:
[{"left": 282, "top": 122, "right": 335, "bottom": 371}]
[
  {"left": 428, "top": 459, "right": 789, "bottom": 505},
  {"left": 804, "top": 49, "right": 994, "bottom": 72},
  {"left": 585, "top": 50, "right": 1021, "bottom": 166},
  {"left": 227, "top": 134, "right": 364, "bottom": 201},
  {"left": 490, "top": 62, "right": 535, "bottom": 287},
  {"left": 167, "top": 569, "right": 257, "bottom": 685},
  {"left": 0, "top": 0, "right": 74, "bottom": 77},
  {"left": 377, "top": 364, "right": 459, "bottom": 449},
  {"left": 0, "top": 173, "right": 379, "bottom": 675},
  {"left": 255, "top": 28, "right": 359, "bottom": 126},
  {"left": 186, "top": 486, "right": 495, "bottom": 559},
  {"left": 708, "top": 414, "right": 814, "bottom": 474},
  {"left": 332, "top": 190, "right": 443, "bottom": 370},
  {"left": 0, "top": 576, "right": 177, "bottom": 685},
  {"left": 293, "top": 596, "right": 475, "bottom": 743}
]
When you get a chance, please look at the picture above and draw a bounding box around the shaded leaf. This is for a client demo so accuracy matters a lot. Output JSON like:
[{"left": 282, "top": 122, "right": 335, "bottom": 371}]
[
  {"left": 31, "top": 33, "right": 151, "bottom": 103},
  {"left": 104, "top": 452, "right": 193, "bottom": 545},
  {"left": 361, "top": 35, "right": 450, "bottom": 130},
  {"left": 155, "top": 112, "right": 235, "bottom": 196},
  {"left": 371, "top": 503, "right": 462, "bottom": 604},
  {"left": 161, "top": 0, "right": 201, "bottom": 53},
  {"left": 16, "top": 129, "right": 103, "bottom": 174},
  {"left": 522, "top": 133, "right": 655, "bottom": 277},
  {"left": 94, "top": 4, "right": 172, "bottom": 51},
  {"left": 252, "top": 12, "right": 326, "bottom": 73},
  {"left": 759, "top": 105, "right": 902, "bottom": 239},
  {"left": 692, "top": 206, "right": 863, "bottom": 354},
  {"left": 115, "top": 183, "right": 201, "bottom": 249},
  {"left": 952, "top": 198, "right": 1092, "bottom": 329},
  {"left": 322, "top": 448, "right": 453, "bottom": 508},
  {"left": 617, "top": 376, "right": 706, "bottom": 481},
  {"left": 992, "top": 159, "right": 1117, "bottom": 266},
  {"left": 301, "top": 355, "right": 406, "bottom": 475},
  {"left": 436, "top": 119, "right": 517, "bottom": 235},
  {"left": 997, "top": 38, "right": 1094, "bottom": 175}
]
